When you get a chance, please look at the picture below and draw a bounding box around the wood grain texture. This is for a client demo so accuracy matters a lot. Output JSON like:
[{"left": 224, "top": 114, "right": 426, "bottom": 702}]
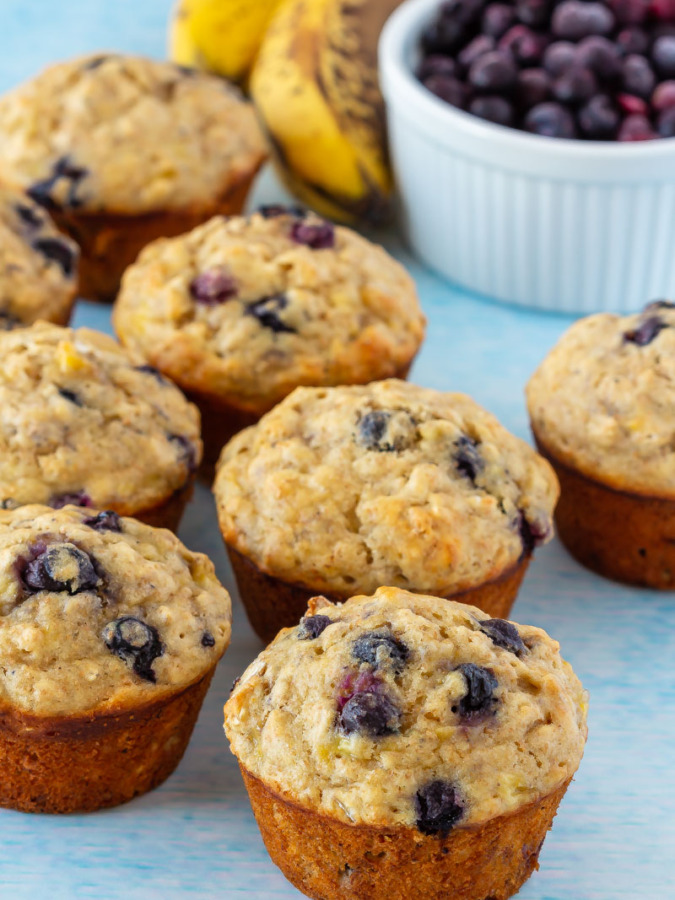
[{"left": 0, "top": 2, "right": 673, "bottom": 898}]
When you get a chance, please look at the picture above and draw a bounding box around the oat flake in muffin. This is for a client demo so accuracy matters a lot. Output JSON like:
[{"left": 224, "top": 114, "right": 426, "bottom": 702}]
[
  {"left": 215, "top": 380, "right": 558, "bottom": 596},
  {"left": 526, "top": 300, "right": 675, "bottom": 496},
  {"left": 224, "top": 587, "right": 587, "bottom": 830},
  {"left": 0, "top": 183, "right": 78, "bottom": 328},
  {"left": 114, "top": 209, "right": 426, "bottom": 414},
  {"left": 0, "top": 323, "right": 202, "bottom": 516}
]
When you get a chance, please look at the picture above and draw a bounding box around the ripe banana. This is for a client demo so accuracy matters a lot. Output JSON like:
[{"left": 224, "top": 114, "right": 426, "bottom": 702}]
[
  {"left": 169, "top": 0, "right": 284, "bottom": 85},
  {"left": 250, "top": 0, "right": 404, "bottom": 225}
]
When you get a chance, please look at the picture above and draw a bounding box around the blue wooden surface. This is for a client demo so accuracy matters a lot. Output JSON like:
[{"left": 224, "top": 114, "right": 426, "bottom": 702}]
[{"left": 1, "top": 2, "right": 674, "bottom": 898}]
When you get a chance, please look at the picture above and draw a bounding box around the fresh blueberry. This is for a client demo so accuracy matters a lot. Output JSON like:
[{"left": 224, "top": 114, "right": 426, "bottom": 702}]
[
  {"left": 352, "top": 630, "right": 410, "bottom": 673},
  {"left": 83, "top": 510, "right": 122, "bottom": 533},
  {"left": 290, "top": 220, "right": 335, "bottom": 249},
  {"left": 617, "top": 113, "right": 657, "bottom": 140},
  {"left": 168, "top": 434, "right": 198, "bottom": 472},
  {"left": 578, "top": 94, "right": 620, "bottom": 138},
  {"left": 189, "top": 269, "right": 238, "bottom": 305},
  {"left": 22, "top": 543, "right": 99, "bottom": 595},
  {"left": 32, "top": 238, "right": 76, "bottom": 277},
  {"left": 454, "top": 435, "right": 483, "bottom": 483},
  {"left": 617, "top": 93, "right": 648, "bottom": 115},
  {"left": 469, "top": 51, "right": 518, "bottom": 92},
  {"left": 423, "top": 74, "right": 468, "bottom": 108},
  {"left": 553, "top": 66, "right": 597, "bottom": 105},
  {"left": 469, "top": 95, "right": 514, "bottom": 125},
  {"left": 454, "top": 663, "right": 498, "bottom": 718},
  {"left": 653, "top": 36, "right": 675, "bottom": 78},
  {"left": 515, "top": 0, "right": 551, "bottom": 28},
  {"left": 458, "top": 35, "right": 496, "bottom": 73},
  {"left": 516, "top": 69, "right": 551, "bottom": 109},
  {"left": 415, "top": 780, "right": 465, "bottom": 835},
  {"left": 201, "top": 631, "right": 216, "bottom": 647},
  {"left": 298, "top": 614, "right": 333, "bottom": 640},
  {"left": 338, "top": 690, "right": 401, "bottom": 737},
  {"left": 499, "top": 26, "right": 548, "bottom": 67},
  {"left": 50, "top": 491, "right": 92, "bottom": 509},
  {"left": 246, "top": 294, "right": 296, "bottom": 334},
  {"left": 543, "top": 41, "right": 578, "bottom": 77},
  {"left": 624, "top": 315, "right": 668, "bottom": 345},
  {"left": 102, "top": 616, "right": 164, "bottom": 683},
  {"left": 652, "top": 80, "right": 675, "bottom": 111},
  {"left": 421, "top": 16, "right": 468, "bottom": 56},
  {"left": 622, "top": 55, "right": 656, "bottom": 98},
  {"left": 525, "top": 102, "right": 577, "bottom": 137},
  {"left": 608, "top": 0, "right": 649, "bottom": 25},
  {"left": 417, "top": 54, "right": 458, "bottom": 80},
  {"left": 616, "top": 26, "right": 649, "bottom": 55},
  {"left": 479, "top": 618, "right": 526, "bottom": 655},
  {"left": 575, "top": 36, "right": 622, "bottom": 83},
  {"left": 482, "top": 3, "right": 516, "bottom": 39},
  {"left": 551, "top": 2, "right": 615, "bottom": 41},
  {"left": 27, "top": 156, "right": 87, "bottom": 211}
]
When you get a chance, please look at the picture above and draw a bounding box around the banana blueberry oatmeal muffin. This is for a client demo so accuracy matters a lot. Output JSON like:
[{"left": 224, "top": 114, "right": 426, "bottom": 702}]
[
  {"left": 114, "top": 208, "right": 425, "bottom": 470},
  {"left": 0, "top": 183, "right": 78, "bottom": 328},
  {"left": 224, "top": 587, "right": 588, "bottom": 900},
  {"left": 0, "top": 322, "right": 202, "bottom": 531},
  {"left": 0, "top": 504, "right": 232, "bottom": 813},
  {"left": 0, "top": 54, "right": 267, "bottom": 300},
  {"left": 214, "top": 379, "right": 558, "bottom": 641},
  {"left": 527, "top": 300, "right": 675, "bottom": 588}
]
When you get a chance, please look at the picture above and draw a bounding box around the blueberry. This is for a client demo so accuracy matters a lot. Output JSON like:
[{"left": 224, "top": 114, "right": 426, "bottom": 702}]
[
  {"left": 82, "top": 55, "right": 111, "bottom": 70},
  {"left": 622, "top": 55, "right": 655, "bottom": 99},
  {"left": 608, "top": 0, "right": 649, "bottom": 25},
  {"left": 482, "top": 4, "right": 516, "bottom": 39},
  {"left": 498, "top": 25, "right": 548, "bottom": 68},
  {"left": 518, "top": 512, "right": 550, "bottom": 553},
  {"left": 652, "top": 80, "right": 675, "bottom": 111},
  {"left": 83, "top": 510, "right": 122, "bottom": 532},
  {"left": 102, "top": 616, "right": 164, "bottom": 683},
  {"left": 454, "top": 435, "right": 483, "bottom": 483},
  {"left": 415, "top": 780, "right": 465, "bottom": 835},
  {"left": 645, "top": 299, "right": 675, "bottom": 311},
  {"left": 455, "top": 663, "right": 498, "bottom": 718},
  {"left": 352, "top": 630, "right": 410, "bottom": 672},
  {"left": 617, "top": 113, "right": 656, "bottom": 140},
  {"left": 57, "top": 387, "right": 82, "bottom": 405},
  {"left": 423, "top": 74, "right": 468, "bottom": 108},
  {"left": 469, "top": 51, "right": 518, "bottom": 92},
  {"left": 479, "top": 618, "right": 526, "bottom": 655},
  {"left": 421, "top": 16, "right": 468, "bottom": 56},
  {"left": 0, "top": 312, "right": 21, "bottom": 331},
  {"left": 553, "top": 66, "right": 597, "bottom": 105},
  {"left": 417, "top": 54, "right": 457, "bottom": 81},
  {"left": 624, "top": 315, "right": 668, "bottom": 345},
  {"left": 579, "top": 95, "right": 620, "bottom": 139},
  {"left": 201, "top": 631, "right": 216, "bottom": 647},
  {"left": 290, "top": 220, "right": 335, "bottom": 249},
  {"left": 458, "top": 35, "right": 496, "bottom": 73},
  {"left": 22, "top": 543, "right": 99, "bottom": 595},
  {"left": 27, "top": 156, "right": 87, "bottom": 211},
  {"left": 50, "top": 491, "right": 92, "bottom": 509},
  {"left": 168, "top": 433, "right": 198, "bottom": 472},
  {"left": 15, "top": 203, "right": 43, "bottom": 228},
  {"left": 246, "top": 294, "right": 296, "bottom": 334},
  {"left": 575, "top": 36, "right": 622, "bottom": 83},
  {"left": 616, "top": 26, "right": 649, "bottom": 55},
  {"left": 653, "top": 36, "right": 675, "bottom": 78},
  {"left": 543, "top": 41, "right": 577, "bottom": 77},
  {"left": 515, "top": 0, "right": 550, "bottom": 28},
  {"left": 298, "top": 614, "right": 333, "bottom": 640},
  {"left": 525, "top": 102, "right": 577, "bottom": 137},
  {"left": 357, "top": 410, "right": 415, "bottom": 452},
  {"left": 516, "top": 69, "right": 551, "bottom": 108},
  {"left": 189, "top": 268, "right": 238, "bottom": 305},
  {"left": 551, "top": 2, "right": 615, "bottom": 40},
  {"left": 32, "top": 238, "right": 76, "bottom": 277},
  {"left": 338, "top": 690, "right": 401, "bottom": 737},
  {"left": 617, "top": 93, "right": 648, "bottom": 115},
  {"left": 469, "top": 95, "right": 514, "bottom": 125},
  {"left": 440, "top": 0, "right": 485, "bottom": 25},
  {"left": 259, "top": 204, "right": 307, "bottom": 218},
  {"left": 135, "top": 364, "right": 167, "bottom": 384}
]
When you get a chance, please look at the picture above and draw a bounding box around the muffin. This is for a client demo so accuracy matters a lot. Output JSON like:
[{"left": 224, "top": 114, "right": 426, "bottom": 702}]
[
  {"left": 113, "top": 208, "right": 426, "bottom": 471},
  {"left": 0, "top": 322, "right": 202, "bottom": 531},
  {"left": 0, "top": 183, "right": 78, "bottom": 328},
  {"left": 527, "top": 300, "right": 675, "bottom": 588},
  {"left": 0, "top": 53, "right": 267, "bottom": 301},
  {"left": 214, "top": 380, "right": 558, "bottom": 641},
  {"left": 224, "top": 586, "right": 588, "bottom": 900},
  {"left": 0, "top": 504, "right": 231, "bottom": 813}
]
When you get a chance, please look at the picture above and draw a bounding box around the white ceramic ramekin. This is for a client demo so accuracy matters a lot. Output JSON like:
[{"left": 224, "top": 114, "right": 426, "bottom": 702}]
[{"left": 380, "top": 0, "right": 675, "bottom": 314}]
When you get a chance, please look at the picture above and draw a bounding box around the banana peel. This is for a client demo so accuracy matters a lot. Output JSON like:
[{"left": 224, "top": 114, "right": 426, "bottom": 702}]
[
  {"left": 169, "top": 0, "right": 284, "bottom": 85},
  {"left": 251, "top": 0, "right": 404, "bottom": 225}
]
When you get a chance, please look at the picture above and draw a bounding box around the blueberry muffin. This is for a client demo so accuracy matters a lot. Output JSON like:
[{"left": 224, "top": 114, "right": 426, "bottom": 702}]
[
  {"left": 0, "top": 54, "right": 267, "bottom": 301},
  {"left": 114, "top": 208, "right": 425, "bottom": 469},
  {"left": 0, "top": 504, "right": 231, "bottom": 813},
  {"left": 214, "top": 380, "right": 558, "bottom": 640},
  {"left": 0, "top": 322, "right": 202, "bottom": 531},
  {"left": 527, "top": 300, "right": 675, "bottom": 587},
  {"left": 0, "top": 183, "right": 78, "bottom": 328},
  {"left": 224, "top": 587, "right": 587, "bottom": 900}
]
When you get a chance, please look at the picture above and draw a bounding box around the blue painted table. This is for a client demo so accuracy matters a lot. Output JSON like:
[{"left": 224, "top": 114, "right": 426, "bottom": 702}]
[{"left": 1, "top": 2, "right": 673, "bottom": 897}]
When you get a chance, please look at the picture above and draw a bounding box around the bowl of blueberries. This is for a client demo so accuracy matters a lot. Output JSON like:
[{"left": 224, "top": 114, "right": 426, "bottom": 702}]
[{"left": 380, "top": 0, "right": 675, "bottom": 312}]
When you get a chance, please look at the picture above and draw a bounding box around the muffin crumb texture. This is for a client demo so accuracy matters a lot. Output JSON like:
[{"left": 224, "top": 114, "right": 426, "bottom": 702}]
[
  {"left": 527, "top": 301, "right": 675, "bottom": 495},
  {"left": 114, "top": 210, "right": 425, "bottom": 412},
  {"left": 224, "top": 587, "right": 587, "bottom": 831},
  {"left": 0, "top": 505, "right": 231, "bottom": 717},
  {"left": 215, "top": 380, "right": 558, "bottom": 594}
]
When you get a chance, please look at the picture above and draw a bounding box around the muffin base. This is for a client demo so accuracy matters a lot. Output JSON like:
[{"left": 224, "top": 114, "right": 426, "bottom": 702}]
[
  {"left": 535, "top": 435, "right": 675, "bottom": 588},
  {"left": 52, "top": 169, "right": 261, "bottom": 302},
  {"left": 0, "top": 667, "right": 215, "bottom": 814},
  {"left": 240, "top": 766, "right": 571, "bottom": 900},
  {"left": 226, "top": 544, "right": 530, "bottom": 644},
  {"left": 132, "top": 476, "right": 195, "bottom": 533},
  {"left": 196, "top": 360, "right": 416, "bottom": 482}
]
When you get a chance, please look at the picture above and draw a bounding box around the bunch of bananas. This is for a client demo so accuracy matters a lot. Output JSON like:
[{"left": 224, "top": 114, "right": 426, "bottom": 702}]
[{"left": 169, "top": 0, "right": 403, "bottom": 225}]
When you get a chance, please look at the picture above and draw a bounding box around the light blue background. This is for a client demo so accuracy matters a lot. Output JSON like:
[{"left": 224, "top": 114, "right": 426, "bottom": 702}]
[{"left": 1, "top": 2, "right": 673, "bottom": 898}]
